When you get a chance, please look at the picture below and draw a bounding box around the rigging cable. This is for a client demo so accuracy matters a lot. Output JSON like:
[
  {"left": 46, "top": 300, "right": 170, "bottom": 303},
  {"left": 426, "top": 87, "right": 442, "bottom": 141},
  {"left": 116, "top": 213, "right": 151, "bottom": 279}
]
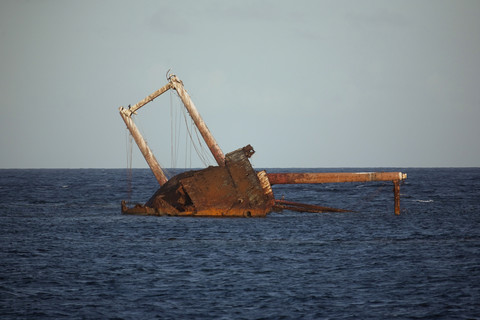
[
  {"left": 125, "top": 127, "right": 133, "bottom": 202},
  {"left": 353, "top": 182, "right": 389, "bottom": 212},
  {"left": 180, "top": 104, "right": 213, "bottom": 167},
  {"left": 169, "top": 90, "right": 214, "bottom": 168},
  {"left": 170, "top": 89, "right": 183, "bottom": 168}
]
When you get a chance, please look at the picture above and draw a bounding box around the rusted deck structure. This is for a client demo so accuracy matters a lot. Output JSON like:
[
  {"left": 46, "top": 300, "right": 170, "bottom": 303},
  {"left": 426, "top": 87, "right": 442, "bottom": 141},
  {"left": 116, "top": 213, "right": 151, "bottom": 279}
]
[{"left": 119, "top": 74, "right": 406, "bottom": 217}]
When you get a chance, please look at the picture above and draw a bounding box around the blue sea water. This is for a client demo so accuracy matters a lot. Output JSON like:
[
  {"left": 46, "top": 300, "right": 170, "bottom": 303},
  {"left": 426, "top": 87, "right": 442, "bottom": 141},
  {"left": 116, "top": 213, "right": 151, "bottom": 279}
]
[{"left": 0, "top": 168, "right": 479, "bottom": 319}]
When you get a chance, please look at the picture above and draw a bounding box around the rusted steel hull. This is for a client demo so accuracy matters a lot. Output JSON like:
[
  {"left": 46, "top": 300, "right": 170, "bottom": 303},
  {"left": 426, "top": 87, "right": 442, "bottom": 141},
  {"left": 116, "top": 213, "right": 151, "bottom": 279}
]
[{"left": 122, "top": 145, "right": 275, "bottom": 217}]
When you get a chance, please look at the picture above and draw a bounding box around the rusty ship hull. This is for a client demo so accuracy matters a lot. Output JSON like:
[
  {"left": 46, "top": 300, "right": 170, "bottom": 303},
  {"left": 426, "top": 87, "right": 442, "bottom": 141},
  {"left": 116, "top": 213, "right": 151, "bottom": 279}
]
[{"left": 122, "top": 146, "right": 274, "bottom": 217}]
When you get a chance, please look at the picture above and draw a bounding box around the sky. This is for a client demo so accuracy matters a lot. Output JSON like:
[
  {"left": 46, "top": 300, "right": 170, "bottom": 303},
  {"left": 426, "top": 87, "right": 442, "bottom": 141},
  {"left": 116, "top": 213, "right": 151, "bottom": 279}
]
[{"left": 1, "top": 0, "right": 479, "bottom": 168}]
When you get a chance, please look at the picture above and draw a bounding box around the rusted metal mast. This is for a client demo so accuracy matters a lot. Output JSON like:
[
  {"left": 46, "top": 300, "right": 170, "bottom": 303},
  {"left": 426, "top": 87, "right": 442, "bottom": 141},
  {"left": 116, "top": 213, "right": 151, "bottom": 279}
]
[
  {"left": 119, "top": 74, "right": 226, "bottom": 187},
  {"left": 393, "top": 180, "right": 401, "bottom": 215},
  {"left": 118, "top": 81, "right": 175, "bottom": 186},
  {"left": 169, "top": 75, "right": 226, "bottom": 166},
  {"left": 266, "top": 172, "right": 407, "bottom": 184},
  {"left": 123, "top": 82, "right": 173, "bottom": 117},
  {"left": 119, "top": 107, "right": 169, "bottom": 186}
]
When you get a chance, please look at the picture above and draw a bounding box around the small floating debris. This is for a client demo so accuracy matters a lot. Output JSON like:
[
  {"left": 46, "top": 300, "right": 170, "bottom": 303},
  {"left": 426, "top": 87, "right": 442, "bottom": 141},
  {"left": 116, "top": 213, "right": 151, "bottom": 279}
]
[{"left": 119, "top": 74, "right": 406, "bottom": 217}]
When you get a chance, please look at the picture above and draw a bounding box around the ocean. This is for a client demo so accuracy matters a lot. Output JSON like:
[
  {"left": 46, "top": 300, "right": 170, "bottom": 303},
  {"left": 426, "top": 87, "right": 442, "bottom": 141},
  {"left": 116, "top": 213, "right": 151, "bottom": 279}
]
[{"left": 1, "top": 168, "right": 479, "bottom": 319}]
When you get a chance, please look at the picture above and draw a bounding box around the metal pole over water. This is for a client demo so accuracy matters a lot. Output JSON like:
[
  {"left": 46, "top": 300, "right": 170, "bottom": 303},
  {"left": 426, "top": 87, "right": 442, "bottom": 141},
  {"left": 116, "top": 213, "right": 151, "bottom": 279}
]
[
  {"left": 119, "top": 107, "right": 169, "bottom": 186},
  {"left": 267, "top": 172, "right": 407, "bottom": 215}
]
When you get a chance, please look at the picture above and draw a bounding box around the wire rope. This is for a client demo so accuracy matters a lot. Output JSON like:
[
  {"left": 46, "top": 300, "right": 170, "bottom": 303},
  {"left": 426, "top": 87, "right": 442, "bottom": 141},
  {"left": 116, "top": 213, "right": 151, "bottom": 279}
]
[
  {"left": 125, "top": 128, "right": 133, "bottom": 202},
  {"left": 180, "top": 105, "right": 213, "bottom": 167},
  {"left": 352, "top": 182, "right": 389, "bottom": 212}
]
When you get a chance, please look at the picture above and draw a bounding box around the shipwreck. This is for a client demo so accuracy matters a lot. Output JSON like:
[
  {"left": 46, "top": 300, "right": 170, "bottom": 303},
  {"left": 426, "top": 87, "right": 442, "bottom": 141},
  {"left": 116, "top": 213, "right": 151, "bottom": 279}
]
[{"left": 119, "top": 74, "right": 406, "bottom": 217}]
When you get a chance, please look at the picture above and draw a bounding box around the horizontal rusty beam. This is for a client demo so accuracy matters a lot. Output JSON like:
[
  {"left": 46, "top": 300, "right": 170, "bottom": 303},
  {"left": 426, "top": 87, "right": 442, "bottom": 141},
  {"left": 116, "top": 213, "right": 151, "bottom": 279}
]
[
  {"left": 266, "top": 172, "right": 407, "bottom": 185},
  {"left": 125, "top": 82, "right": 173, "bottom": 116}
]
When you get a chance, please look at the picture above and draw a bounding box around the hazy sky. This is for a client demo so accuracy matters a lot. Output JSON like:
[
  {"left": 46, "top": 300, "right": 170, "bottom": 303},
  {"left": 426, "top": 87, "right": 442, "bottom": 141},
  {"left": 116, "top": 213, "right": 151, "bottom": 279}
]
[{"left": 1, "top": 0, "right": 479, "bottom": 168}]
